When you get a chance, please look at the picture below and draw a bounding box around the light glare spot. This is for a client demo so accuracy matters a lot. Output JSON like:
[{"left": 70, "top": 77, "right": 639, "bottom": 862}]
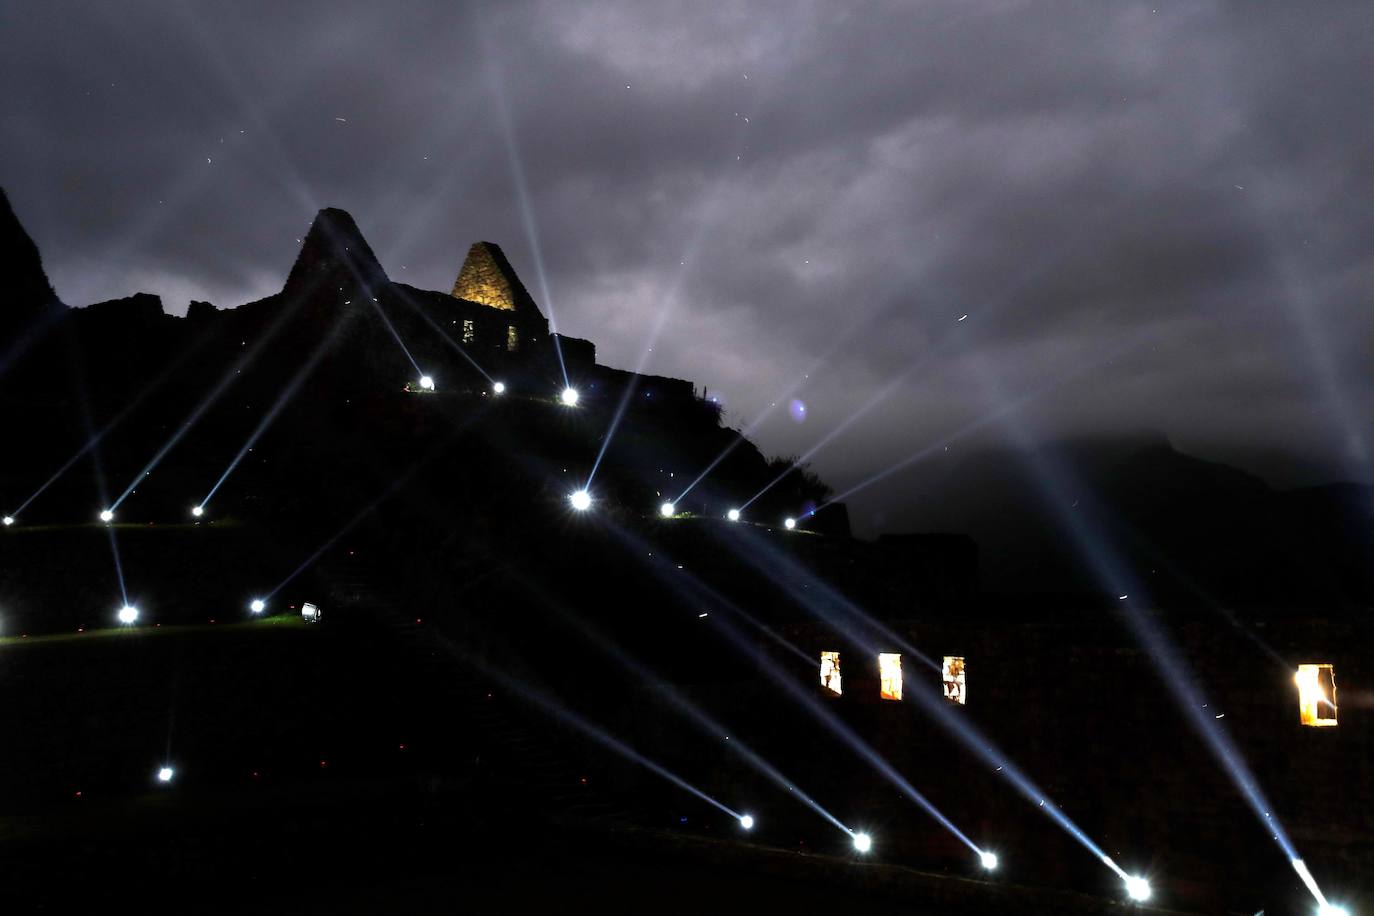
[
  {"left": 659, "top": 502, "right": 676, "bottom": 518},
  {"left": 419, "top": 375, "right": 435, "bottom": 390},
  {"left": 492, "top": 381, "right": 506, "bottom": 395},
  {"left": 157, "top": 766, "right": 174, "bottom": 783},
  {"left": 570, "top": 489, "right": 592, "bottom": 511},
  {"left": 117, "top": 605, "right": 139, "bottom": 624},
  {"left": 739, "top": 814, "right": 754, "bottom": 830},
  {"left": 249, "top": 599, "right": 266, "bottom": 614},
  {"left": 783, "top": 517, "right": 796, "bottom": 530},
  {"left": 99, "top": 509, "right": 114, "bottom": 523},
  {"left": 561, "top": 387, "right": 580, "bottom": 406},
  {"left": 852, "top": 832, "right": 872, "bottom": 853},
  {"left": 1125, "top": 876, "right": 1151, "bottom": 902},
  {"left": 981, "top": 851, "right": 998, "bottom": 870},
  {"left": 191, "top": 505, "right": 204, "bottom": 517},
  {"left": 726, "top": 508, "right": 741, "bottom": 522}
]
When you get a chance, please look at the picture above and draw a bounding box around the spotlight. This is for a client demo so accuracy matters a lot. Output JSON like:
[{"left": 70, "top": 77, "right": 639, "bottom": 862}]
[
  {"left": 157, "top": 766, "right": 174, "bottom": 783},
  {"left": 99, "top": 509, "right": 114, "bottom": 523},
  {"left": 783, "top": 517, "right": 796, "bottom": 530},
  {"left": 1124, "top": 875, "right": 1152, "bottom": 902},
  {"left": 570, "top": 489, "right": 592, "bottom": 511},
  {"left": 117, "top": 605, "right": 139, "bottom": 625},
  {"left": 726, "top": 508, "right": 741, "bottom": 522},
  {"left": 249, "top": 599, "right": 266, "bottom": 614},
  {"left": 190, "top": 505, "right": 204, "bottom": 518},
  {"left": 492, "top": 381, "right": 506, "bottom": 395},
  {"left": 419, "top": 375, "right": 435, "bottom": 391},
  {"left": 560, "top": 387, "right": 580, "bottom": 406},
  {"left": 981, "top": 851, "right": 999, "bottom": 871},
  {"left": 2, "top": 515, "right": 13, "bottom": 526},
  {"left": 852, "top": 832, "right": 873, "bottom": 853},
  {"left": 1318, "top": 905, "right": 1351, "bottom": 916},
  {"left": 660, "top": 502, "right": 676, "bottom": 518},
  {"left": 739, "top": 814, "right": 754, "bottom": 830}
]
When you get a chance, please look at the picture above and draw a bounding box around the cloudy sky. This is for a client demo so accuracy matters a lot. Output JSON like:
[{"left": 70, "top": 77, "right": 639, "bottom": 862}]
[{"left": 3, "top": 1, "right": 1371, "bottom": 533}]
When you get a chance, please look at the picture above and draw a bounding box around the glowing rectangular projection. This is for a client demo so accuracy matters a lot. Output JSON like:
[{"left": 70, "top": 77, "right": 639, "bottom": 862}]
[
  {"left": 1296, "top": 663, "right": 1337, "bottom": 727},
  {"left": 819, "top": 651, "right": 842, "bottom": 695},
  {"left": 942, "top": 656, "right": 966, "bottom": 705},
  {"left": 878, "top": 653, "right": 902, "bottom": 701}
]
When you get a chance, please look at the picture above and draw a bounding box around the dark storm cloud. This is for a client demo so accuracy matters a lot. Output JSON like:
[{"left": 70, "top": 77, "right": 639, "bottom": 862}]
[{"left": 3, "top": 0, "right": 1372, "bottom": 534}]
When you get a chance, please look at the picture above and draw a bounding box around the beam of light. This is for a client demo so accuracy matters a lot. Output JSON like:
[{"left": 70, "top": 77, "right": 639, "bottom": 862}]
[
  {"left": 706, "top": 522, "right": 1137, "bottom": 874},
  {"left": 478, "top": 27, "right": 568, "bottom": 389},
  {"left": 593, "top": 518, "right": 984, "bottom": 857},
  {"left": 8, "top": 325, "right": 220, "bottom": 519},
  {"left": 81, "top": 399, "right": 132, "bottom": 611},
  {"left": 520, "top": 577, "right": 855, "bottom": 838},
  {"left": 109, "top": 295, "right": 308, "bottom": 511},
  {"left": 978, "top": 361, "right": 1327, "bottom": 907},
  {"left": 443, "top": 638, "right": 744, "bottom": 823},
  {"left": 365, "top": 295, "right": 423, "bottom": 377},
  {"left": 393, "top": 287, "right": 495, "bottom": 384},
  {"left": 197, "top": 317, "right": 346, "bottom": 510}
]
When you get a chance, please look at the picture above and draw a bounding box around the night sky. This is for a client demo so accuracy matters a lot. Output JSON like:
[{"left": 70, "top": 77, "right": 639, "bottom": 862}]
[{"left": 3, "top": 2, "right": 1372, "bottom": 535}]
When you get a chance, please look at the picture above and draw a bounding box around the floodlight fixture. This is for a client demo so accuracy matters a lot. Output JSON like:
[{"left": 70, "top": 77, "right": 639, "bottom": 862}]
[
  {"left": 561, "top": 387, "right": 580, "bottom": 406},
  {"left": 492, "top": 381, "right": 506, "bottom": 395},
  {"left": 726, "top": 508, "right": 741, "bottom": 522},
  {"left": 249, "top": 599, "right": 266, "bottom": 614},
  {"left": 1124, "top": 876, "right": 1152, "bottom": 902},
  {"left": 981, "top": 851, "right": 999, "bottom": 871},
  {"left": 739, "top": 814, "right": 754, "bottom": 830},
  {"left": 100, "top": 509, "right": 115, "bottom": 523},
  {"left": 784, "top": 517, "right": 796, "bottom": 530},
  {"left": 852, "top": 832, "right": 873, "bottom": 853},
  {"left": 117, "top": 605, "right": 139, "bottom": 625},
  {"left": 157, "top": 766, "right": 174, "bottom": 783},
  {"left": 570, "top": 489, "right": 592, "bottom": 511},
  {"left": 660, "top": 502, "right": 676, "bottom": 518},
  {"left": 419, "top": 375, "right": 435, "bottom": 391},
  {"left": 2, "top": 515, "right": 13, "bottom": 526},
  {"left": 190, "top": 505, "right": 204, "bottom": 518}
]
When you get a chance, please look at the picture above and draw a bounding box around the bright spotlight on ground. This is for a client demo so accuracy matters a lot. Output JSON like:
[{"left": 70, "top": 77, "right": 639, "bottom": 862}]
[
  {"left": 560, "top": 387, "right": 580, "bottom": 406},
  {"left": 2, "top": 515, "right": 13, "bottom": 526},
  {"left": 157, "top": 766, "right": 174, "bottom": 783},
  {"left": 726, "top": 508, "right": 741, "bottom": 522},
  {"left": 249, "top": 598, "right": 266, "bottom": 614},
  {"left": 660, "top": 502, "right": 676, "bottom": 518},
  {"left": 783, "top": 517, "right": 796, "bottom": 530},
  {"left": 117, "top": 605, "right": 139, "bottom": 625},
  {"left": 190, "top": 505, "right": 204, "bottom": 518},
  {"left": 981, "top": 851, "right": 999, "bottom": 871},
  {"left": 1124, "top": 876, "right": 1152, "bottom": 902},
  {"left": 852, "top": 832, "right": 872, "bottom": 853},
  {"left": 739, "top": 814, "right": 754, "bottom": 830},
  {"left": 570, "top": 489, "right": 592, "bottom": 511},
  {"left": 492, "top": 381, "right": 506, "bottom": 395},
  {"left": 99, "top": 509, "right": 114, "bottom": 523},
  {"left": 419, "top": 375, "right": 435, "bottom": 391}
]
